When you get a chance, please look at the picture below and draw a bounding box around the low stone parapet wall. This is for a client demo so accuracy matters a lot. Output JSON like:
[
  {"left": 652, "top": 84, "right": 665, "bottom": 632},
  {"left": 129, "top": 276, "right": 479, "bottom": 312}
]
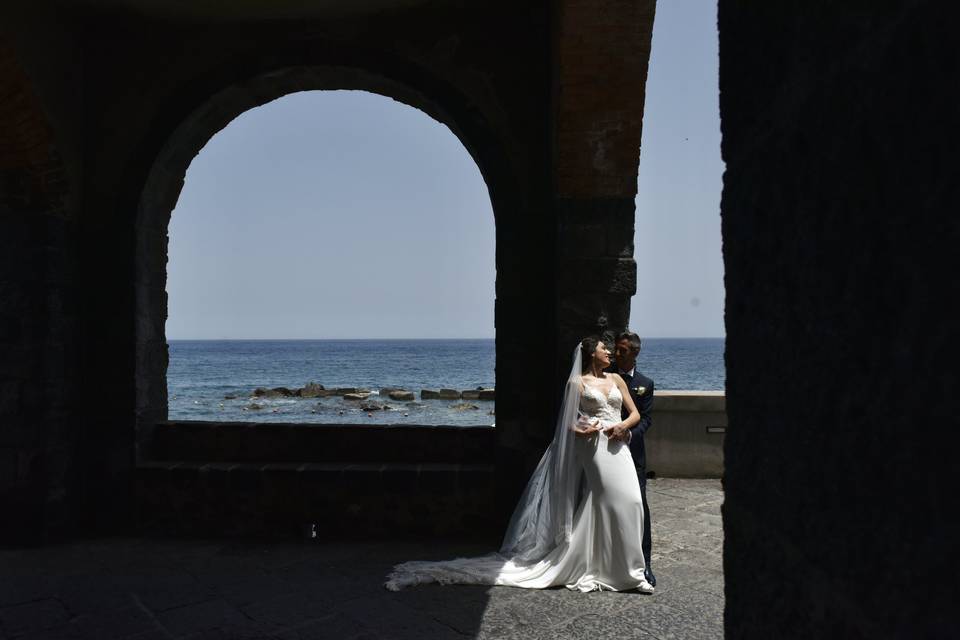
[
  {"left": 138, "top": 392, "right": 724, "bottom": 536},
  {"left": 646, "top": 391, "right": 726, "bottom": 478}
]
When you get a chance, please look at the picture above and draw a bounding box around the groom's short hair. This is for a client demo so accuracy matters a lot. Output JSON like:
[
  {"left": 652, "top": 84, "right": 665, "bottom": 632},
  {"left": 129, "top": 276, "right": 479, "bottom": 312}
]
[{"left": 617, "top": 331, "right": 642, "bottom": 352}]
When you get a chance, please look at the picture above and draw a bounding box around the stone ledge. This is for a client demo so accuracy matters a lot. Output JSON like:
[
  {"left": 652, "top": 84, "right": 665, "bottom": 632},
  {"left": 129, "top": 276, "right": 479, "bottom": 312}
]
[
  {"left": 653, "top": 390, "right": 725, "bottom": 412},
  {"left": 648, "top": 391, "right": 726, "bottom": 478}
]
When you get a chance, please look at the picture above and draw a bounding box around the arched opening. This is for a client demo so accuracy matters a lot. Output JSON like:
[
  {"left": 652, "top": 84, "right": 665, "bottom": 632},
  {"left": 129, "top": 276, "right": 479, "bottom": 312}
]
[
  {"left": 134, "top": 65, "right": 522, "bottom": 466},
  {"left": 164, "top": 89, "right": 495, "bottom": 426}
]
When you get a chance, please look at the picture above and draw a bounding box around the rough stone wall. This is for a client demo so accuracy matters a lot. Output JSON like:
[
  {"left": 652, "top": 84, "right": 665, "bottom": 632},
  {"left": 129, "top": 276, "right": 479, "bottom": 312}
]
[
  {"left": 720, "top": 2, "right": 957, "bottom": 636},
  {"left": 0, "top": 22, "right": 81, "bottom": 542},
  {"left": 0, "top": 0, "right": 657, "bottom": 540}
]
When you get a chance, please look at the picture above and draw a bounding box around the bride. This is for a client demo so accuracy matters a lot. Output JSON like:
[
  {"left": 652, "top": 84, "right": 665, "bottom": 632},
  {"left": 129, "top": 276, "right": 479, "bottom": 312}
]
[{"left": 385, "top": 336, "right": 654, "bottom": 593}]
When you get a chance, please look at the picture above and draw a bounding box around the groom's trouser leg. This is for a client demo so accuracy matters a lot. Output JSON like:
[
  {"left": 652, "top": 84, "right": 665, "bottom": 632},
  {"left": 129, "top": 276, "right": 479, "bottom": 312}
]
[{"left": 638, "top": 468, "right": 652, "bottom": 566}]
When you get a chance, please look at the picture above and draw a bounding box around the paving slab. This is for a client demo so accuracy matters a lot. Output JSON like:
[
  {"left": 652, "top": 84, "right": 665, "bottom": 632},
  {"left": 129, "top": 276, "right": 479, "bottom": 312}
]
[{"left": 0, "top": 479, "right": 722, "bottom": 639}]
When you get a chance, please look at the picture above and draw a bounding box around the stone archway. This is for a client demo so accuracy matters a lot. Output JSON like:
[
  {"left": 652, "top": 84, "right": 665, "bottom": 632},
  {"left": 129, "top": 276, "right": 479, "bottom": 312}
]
[{"left": 134, "top": 64, "right": 517, "bottom": 456}]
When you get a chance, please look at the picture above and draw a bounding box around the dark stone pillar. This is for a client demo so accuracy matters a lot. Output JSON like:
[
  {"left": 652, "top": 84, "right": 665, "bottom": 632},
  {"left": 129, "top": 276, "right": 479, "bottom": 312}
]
[
  {"left": 0, "top": 33, "right": 80, "bottom": 543},
  {"left": 719, "top": 2, "right": 957, "bottom": 636},
  {"left": 551, "top": 0, "right": 655, "bottom": 382},
  {"left": 556, "top": 197, "right": 637, "bottom": 354}
]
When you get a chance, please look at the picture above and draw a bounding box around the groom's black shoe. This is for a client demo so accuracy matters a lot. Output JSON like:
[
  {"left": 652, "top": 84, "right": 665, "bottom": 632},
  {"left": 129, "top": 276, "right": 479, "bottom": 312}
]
[{"left": 644, "top": 567, "right": 657, "bottom": 587}]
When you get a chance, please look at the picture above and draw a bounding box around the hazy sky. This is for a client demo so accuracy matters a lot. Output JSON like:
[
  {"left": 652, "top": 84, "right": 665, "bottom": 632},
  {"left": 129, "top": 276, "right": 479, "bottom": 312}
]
[{"left": 166, "top": 0, "right": 723, "bottom": 340}]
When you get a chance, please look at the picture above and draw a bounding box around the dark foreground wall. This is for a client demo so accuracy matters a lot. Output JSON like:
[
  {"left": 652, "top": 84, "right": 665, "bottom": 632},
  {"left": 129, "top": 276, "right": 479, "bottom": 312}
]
[{"left": 720, "top": 2, "right": 957, "bottom": 637}]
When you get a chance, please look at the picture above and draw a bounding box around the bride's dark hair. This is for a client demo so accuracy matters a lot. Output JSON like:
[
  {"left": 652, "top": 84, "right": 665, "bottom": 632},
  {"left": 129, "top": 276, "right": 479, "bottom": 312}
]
[{"left": 580, "top": 335, "right": 602, "bottom": 373}]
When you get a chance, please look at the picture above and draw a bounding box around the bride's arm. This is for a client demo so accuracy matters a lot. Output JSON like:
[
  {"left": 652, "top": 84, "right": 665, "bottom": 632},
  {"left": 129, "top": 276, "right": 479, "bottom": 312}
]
[{"left": 607, "top": 374, "right": 640, "bottom": 440}]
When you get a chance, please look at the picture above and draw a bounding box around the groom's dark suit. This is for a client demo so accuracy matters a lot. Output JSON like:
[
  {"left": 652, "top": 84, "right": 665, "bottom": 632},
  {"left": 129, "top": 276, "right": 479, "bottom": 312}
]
[{"left": 606, "top": 365, "right": 654, "bottom": 570}]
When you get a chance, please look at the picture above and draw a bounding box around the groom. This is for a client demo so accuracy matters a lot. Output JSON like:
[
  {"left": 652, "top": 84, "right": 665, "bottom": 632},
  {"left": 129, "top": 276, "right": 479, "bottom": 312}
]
[{"left": 606, "top": 331, "right": 656, "bottom": 587}]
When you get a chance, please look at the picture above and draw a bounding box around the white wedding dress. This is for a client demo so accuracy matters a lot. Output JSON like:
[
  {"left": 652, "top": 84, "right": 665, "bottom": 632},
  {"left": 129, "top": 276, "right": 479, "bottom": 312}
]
[{"left": 385, "top": 375, "right": 651, "bottom": 593}]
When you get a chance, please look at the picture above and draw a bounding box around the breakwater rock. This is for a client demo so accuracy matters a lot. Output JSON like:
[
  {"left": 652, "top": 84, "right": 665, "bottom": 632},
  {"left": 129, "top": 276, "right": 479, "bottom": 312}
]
[
  {"left": 421, "top": 388, "right": 495, "bottom": 400},
  {"left": 252, "top": 387, "right": 297, "bottom": 398},
  {"left": 300, "top": 382, "right": 325, "bottom": 398},
  {"left": 251, "top": 384, "right": 381, "bottom": 399},
  {"left": 249, "top": 384, "right": 494, "bottom": 402}
]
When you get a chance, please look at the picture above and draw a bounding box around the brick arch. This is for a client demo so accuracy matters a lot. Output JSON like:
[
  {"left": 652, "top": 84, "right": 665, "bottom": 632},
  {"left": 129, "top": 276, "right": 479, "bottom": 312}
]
[
  {"left": 133, "top": 64, "right": 515, "bottom": 449},
  {"left": 0, "top": 41, "right": 68, "bottom": 216}
]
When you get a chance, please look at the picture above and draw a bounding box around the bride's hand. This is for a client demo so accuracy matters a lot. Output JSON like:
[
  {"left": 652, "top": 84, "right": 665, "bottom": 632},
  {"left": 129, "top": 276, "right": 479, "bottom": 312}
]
[
  {"left": 573, "top": 417, "right": 600, "bottom": 437},
  {"left": 604, "top": 423, "right": 630, "bottom": 442}
]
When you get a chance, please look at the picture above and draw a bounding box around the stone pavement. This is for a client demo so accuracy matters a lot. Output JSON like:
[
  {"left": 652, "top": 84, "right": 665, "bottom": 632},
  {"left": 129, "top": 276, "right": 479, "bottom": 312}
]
[{"left": 0, "top": 479, "right": 723, "bottom": 640}]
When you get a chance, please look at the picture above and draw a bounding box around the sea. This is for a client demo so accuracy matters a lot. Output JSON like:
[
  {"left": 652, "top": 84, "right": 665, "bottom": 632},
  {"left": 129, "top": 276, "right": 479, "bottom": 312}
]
[{"left": 167, "top": 338, "right": 725, "bottom": 426}]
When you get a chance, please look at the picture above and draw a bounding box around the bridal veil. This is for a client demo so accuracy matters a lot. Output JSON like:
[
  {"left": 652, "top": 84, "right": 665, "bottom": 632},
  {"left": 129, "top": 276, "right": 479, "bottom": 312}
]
[{"left": 384, "top": 345, "right": 583, "bottom": 589}]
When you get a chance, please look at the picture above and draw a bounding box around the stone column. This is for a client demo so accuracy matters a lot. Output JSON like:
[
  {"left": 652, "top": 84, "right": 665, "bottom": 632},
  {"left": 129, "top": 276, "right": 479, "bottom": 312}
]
[{"left": 552, "top": 0, "right": 656, "bottom": 378}]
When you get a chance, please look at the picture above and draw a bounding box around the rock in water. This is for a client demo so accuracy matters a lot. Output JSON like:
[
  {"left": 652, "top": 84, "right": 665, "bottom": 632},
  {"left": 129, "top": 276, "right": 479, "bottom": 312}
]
[
  {"left": 390, "top": 390, "right": 415, "bottom": 401},
  {"left": 420, "top": 389, "right": 440, "bottom": 399},
  {"left": 300, "top": 382, "right": 325, "bottom": 398},
  {"left": 461, "top": 390, "right": 480, "bottom": 400},
  {"left": 379, "top": 387, "right": 403, "bottom": 397},
  {"left": 360, "top": 401, "right": 387, "bottom": 411},
  {"left": 439, "top": 389, "right": 461, "bottom": 399},
  {"left": 252, "top": 387, "right": 296, "bottom": 398},
  {"left": 479, "top": 388, "right": 495, "bottom": 401},
  {"left": 343, "top": 393, "right": 370, "bottom": 401},
  {"left": 451, "top": 402, "right": 480, "bottom": 411}
]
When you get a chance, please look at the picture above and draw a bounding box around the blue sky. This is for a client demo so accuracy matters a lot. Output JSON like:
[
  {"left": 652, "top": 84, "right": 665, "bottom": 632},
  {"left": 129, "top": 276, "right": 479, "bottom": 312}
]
[{"left": 166, "top": 0, "right": 723, "bottom": 339}]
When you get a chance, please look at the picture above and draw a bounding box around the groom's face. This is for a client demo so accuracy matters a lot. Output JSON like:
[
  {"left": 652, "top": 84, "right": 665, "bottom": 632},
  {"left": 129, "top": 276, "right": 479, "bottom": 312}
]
[{"left": 614, "top": 339, "right": 639, "bottom": 371}]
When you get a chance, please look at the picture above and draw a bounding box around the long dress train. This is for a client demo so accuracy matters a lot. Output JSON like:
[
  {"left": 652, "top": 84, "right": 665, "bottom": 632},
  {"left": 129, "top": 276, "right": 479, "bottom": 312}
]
[{"left": 385, "top": 381, "right": 650, "bottom": 593}]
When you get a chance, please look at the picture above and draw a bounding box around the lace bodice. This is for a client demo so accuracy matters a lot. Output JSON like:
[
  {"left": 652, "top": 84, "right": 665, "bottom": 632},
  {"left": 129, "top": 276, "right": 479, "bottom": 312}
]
[{"left": 579, "top": 380, "right": 623, "bottom": 425}]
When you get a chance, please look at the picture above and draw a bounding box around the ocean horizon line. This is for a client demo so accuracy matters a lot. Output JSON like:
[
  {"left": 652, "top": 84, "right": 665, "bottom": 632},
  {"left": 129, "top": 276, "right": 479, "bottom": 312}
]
[{"left": 166, "top": 336, "right": 726, "bottom": 341}]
